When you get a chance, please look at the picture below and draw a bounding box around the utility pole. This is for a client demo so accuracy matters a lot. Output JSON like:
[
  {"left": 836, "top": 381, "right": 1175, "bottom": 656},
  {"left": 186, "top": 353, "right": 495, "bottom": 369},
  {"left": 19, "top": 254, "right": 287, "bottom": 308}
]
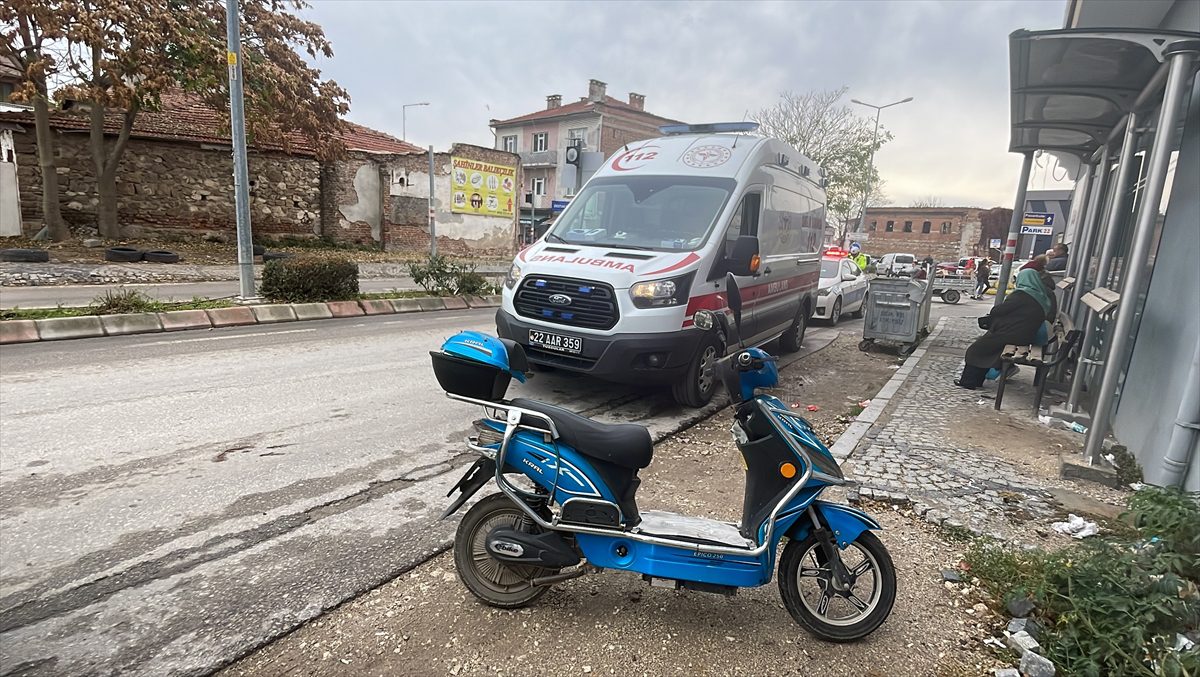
[
  {"left": 428, "top": 145, "right": 437, "bottom": 259},
  {"left": 225, "top": 0, "right": 258, "bottom": 303},
  {"left": 402, "top": 102, "right": 429, "bottom": 141},
  {"left": 851, "top": 97, "right": 913, "bottom": 236}
]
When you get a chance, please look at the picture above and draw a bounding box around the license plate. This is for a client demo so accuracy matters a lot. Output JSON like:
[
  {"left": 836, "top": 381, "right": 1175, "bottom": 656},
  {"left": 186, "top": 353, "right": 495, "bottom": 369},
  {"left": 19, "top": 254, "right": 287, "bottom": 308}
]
[{"left": 528, "top": 330, "right": 583, "bottom": 354}]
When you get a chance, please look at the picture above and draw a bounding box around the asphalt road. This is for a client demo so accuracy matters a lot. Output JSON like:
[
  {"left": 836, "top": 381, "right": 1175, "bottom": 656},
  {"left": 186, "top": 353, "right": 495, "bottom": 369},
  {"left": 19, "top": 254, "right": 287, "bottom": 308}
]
[
  {"left": 0, "top": 305, "right": 853, "bottom": 676},
  {"left": 0, "top": 292, "right": 984, "bottom": 676},
  {"left": 2, "top": 278, "right": 431, "bottom": 309}
]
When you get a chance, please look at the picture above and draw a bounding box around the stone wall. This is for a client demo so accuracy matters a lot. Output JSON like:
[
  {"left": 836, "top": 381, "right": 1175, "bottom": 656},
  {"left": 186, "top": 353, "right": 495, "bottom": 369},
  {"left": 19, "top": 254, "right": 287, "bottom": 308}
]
[
  {"left": 11, "top": 126, "right": 321, "bottom": 238},
  {"left": 325, "top": 144, "right": 519, "bottom": 257}
]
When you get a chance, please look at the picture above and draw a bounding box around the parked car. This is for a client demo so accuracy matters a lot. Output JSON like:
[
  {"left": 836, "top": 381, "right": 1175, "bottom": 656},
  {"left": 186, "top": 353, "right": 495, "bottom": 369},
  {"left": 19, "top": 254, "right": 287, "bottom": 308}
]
[
  {"left": 879, "top": 252, "right": 917, "bottom": 277},
  {"left": 814, "top": 255, "right": 868, "bottom": 325}
]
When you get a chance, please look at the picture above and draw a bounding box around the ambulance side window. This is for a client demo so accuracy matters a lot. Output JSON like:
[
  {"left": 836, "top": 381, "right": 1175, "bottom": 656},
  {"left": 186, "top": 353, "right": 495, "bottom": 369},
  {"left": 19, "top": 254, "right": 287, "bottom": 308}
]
[{"left": 712, "top": 192, "right": 760, "bottom": 279}]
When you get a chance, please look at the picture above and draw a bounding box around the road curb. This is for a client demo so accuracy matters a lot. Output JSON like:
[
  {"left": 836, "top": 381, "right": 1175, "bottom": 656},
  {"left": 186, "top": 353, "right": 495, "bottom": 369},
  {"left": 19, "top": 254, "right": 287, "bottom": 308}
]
[
  {"left": 829, "top": 317, "right": 949, "bottom": 464},
  {"left": 0, "top": 295, "right": 501, "bottom": 345}
]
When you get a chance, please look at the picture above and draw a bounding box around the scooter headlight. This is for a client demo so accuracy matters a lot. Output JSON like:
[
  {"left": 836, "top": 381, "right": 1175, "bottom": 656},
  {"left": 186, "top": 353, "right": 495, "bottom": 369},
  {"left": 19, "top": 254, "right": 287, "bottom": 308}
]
[{"left": 504, "top": 263, "right": 522, "bottom": 289}]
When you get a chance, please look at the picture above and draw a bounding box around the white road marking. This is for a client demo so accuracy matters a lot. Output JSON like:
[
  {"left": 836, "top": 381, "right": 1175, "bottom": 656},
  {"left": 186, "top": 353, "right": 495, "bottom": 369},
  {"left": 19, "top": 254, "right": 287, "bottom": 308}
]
[{"left": 142, "top": 328, "right": 317, "bottom": 346}]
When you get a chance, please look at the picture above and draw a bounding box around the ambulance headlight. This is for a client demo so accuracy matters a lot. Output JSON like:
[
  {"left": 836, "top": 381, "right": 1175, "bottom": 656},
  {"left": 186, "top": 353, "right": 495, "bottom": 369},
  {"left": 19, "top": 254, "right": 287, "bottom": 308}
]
[
  {"left": 629, "top": 273, "right": 693, "bottom": 309},
  {"left": 504, "top": 263, "right": 522, "bottom": 289}
]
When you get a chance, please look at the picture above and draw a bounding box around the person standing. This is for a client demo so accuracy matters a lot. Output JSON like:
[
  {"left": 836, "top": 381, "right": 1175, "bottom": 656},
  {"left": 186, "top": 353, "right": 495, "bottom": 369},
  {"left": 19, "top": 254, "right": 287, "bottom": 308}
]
[
  {"left": 849, "top": 243, "right": 869, "bottom": 272},
  {"left": 973, "top": 258, "right": 991, "bottom": 299}
]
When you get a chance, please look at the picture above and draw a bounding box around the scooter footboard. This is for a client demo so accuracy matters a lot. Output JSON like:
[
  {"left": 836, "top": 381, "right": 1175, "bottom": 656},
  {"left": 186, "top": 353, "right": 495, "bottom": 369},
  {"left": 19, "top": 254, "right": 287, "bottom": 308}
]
[{"left": 785, "top": 500, "right": 881, "bottom": 548}]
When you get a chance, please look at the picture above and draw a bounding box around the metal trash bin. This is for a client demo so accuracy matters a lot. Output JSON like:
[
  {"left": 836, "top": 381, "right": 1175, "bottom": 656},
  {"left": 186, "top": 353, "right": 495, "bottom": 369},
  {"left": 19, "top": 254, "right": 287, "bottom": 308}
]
[{"left": 859, "top": 276, "right": 934, "bottom": 355}]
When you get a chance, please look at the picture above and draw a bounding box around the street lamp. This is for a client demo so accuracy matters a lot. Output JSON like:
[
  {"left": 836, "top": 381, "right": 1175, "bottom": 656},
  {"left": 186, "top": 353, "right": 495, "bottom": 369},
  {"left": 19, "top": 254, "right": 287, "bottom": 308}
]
[
  {"left": 402, "top": 102, "right": 430, "bottom": 141},
  {"left": 850, "top": 96, "right": 913, "bottom": 238}
]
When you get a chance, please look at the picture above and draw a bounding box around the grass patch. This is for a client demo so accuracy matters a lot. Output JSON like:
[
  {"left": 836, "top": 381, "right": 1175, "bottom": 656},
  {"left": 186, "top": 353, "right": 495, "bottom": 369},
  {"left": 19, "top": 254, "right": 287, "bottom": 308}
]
[
  {"left": 2, "top": 289, "right": 234, "bottom": 321},
  {"left": 963, "top": 486, "right": 1199, "bottom": 676}
]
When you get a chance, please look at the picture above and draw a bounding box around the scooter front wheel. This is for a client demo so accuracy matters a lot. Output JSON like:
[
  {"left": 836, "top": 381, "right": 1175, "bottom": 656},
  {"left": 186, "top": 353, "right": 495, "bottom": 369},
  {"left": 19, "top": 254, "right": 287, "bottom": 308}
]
[
  {"left": 778, "top": 530, "right": 896, "bottom": 642},
  {"left": 453, "top": 493, "right": 553, "bottom": 609}
]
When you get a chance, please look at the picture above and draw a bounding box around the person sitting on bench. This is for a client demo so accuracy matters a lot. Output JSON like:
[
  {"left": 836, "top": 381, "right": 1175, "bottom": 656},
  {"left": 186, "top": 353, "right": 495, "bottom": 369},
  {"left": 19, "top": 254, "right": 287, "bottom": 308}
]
[{"left": 955, "top": 269, "right": 1054, "bottom": 390}]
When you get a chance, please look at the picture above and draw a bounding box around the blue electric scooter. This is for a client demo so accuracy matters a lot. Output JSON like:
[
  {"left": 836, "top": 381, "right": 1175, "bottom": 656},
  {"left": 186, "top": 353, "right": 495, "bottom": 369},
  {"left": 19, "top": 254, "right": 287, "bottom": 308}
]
[{"left": 432, "top": 275, "right": 896, "bottom": 641}]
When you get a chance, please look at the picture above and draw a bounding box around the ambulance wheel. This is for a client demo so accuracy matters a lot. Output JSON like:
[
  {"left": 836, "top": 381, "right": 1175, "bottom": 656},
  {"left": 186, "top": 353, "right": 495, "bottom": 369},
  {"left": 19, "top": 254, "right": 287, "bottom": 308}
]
[
  {"left": 454, "top": 493, "right": 552, "bottom": 609},
  {"left": 779, "top": 530, "right": 896, "bottom": 642},
  {"left": 778, "top": 301, "right": 809, "bottom": 354},
  {"left": 672, "top": 332, "right": 723, "bottom": 408}
]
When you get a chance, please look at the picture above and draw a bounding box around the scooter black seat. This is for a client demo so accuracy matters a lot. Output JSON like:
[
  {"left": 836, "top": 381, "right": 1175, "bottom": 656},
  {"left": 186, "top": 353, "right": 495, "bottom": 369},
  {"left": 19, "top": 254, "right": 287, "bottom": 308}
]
[{"left": 510, "top": 398, "right": 653, "bottom": 469}]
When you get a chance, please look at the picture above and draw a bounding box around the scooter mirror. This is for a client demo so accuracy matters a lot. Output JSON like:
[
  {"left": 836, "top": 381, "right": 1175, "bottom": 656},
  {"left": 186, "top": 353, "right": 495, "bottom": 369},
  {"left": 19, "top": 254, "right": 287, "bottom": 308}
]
[{"left": 725, "top": 272, "right": 742, "bottom": 336}]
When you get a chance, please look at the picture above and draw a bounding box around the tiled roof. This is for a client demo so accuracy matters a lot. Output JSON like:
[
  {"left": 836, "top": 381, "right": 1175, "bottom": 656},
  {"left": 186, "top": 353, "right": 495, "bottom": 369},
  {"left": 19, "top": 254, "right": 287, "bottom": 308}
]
[
  {"left": 491, "top": 95, "right": 681, "bottom": 127},
  {"left": 0, "top": 91, "right": 422, "bottom": 156}
]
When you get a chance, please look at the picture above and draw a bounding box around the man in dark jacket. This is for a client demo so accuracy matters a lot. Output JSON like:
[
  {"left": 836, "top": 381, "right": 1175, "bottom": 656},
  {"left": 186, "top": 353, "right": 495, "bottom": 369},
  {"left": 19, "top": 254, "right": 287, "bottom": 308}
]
[
  {"left": 1046, "top": 243, "right": 1068, "bottom": 271},
  {"left": 955, "top": 269, "right": 1054, "bottom": 389}
]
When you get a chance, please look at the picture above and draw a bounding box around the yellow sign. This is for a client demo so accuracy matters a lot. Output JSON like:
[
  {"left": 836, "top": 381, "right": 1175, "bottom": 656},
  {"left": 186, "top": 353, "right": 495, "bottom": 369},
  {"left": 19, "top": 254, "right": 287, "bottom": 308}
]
[
  {"left": 226, "top": 52, "right": 237, "bottom": 66},
  {"left": 450, "top": 157, "right": 516, "bottom": 217}
]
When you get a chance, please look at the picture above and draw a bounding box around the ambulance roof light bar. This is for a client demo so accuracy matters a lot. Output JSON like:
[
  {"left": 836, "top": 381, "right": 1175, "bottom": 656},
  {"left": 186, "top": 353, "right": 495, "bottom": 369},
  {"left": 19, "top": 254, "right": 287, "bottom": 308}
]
[{"left": 658, "top": 122, "right": 761, "bottom": 136}]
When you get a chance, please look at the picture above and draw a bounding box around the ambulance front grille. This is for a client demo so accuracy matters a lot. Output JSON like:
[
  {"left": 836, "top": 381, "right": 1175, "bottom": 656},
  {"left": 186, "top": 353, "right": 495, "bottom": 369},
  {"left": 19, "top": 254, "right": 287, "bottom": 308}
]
[{"left": 515, "top": 276, "right": 619, "bottom": 330}]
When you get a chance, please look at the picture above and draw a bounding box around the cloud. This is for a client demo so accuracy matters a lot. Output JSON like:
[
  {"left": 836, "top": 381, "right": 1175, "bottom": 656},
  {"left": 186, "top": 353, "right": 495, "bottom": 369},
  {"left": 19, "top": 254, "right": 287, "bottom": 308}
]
[{"left": 300, "top": 0, "right": 1067, "bottom": 207}]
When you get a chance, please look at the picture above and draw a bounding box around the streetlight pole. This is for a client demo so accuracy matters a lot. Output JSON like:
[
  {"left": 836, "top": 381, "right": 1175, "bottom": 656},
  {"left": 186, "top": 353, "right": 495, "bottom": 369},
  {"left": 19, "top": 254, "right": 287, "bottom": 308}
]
[
  {"left": 851, "top": 97, "right": 913, "bottom": 239},
  {"left": 225, "top": 0, "right": 258, "bottom": 303},
  {"left": 402, "top": 102, "right": 429, "bottom": 141}
]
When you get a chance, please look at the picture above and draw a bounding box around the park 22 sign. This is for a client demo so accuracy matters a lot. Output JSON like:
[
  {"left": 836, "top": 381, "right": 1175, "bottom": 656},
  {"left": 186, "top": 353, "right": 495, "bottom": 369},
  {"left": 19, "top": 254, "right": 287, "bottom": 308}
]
[{"left": 451, "top": 157, "right": 517, "bottom": 217}]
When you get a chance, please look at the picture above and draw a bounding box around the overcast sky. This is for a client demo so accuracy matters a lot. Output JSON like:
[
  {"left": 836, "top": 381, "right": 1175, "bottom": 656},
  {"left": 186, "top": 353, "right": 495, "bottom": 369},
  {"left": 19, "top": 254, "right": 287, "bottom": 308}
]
[{"left": 301, "top": 0, "right": 1072, "bottom": 208}]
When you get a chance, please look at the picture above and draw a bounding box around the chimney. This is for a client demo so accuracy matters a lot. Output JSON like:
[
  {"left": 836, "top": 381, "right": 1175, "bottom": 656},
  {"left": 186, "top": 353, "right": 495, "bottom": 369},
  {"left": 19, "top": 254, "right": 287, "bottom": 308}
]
[
  {"left": 546, "top": 94, "right": 561, "bottom": 110},
  {"left": 628, "top": 92, "right": 645, "bottom": 111},
  {"left": 587, "top": 79, "right": 607, "bottom": 103}
]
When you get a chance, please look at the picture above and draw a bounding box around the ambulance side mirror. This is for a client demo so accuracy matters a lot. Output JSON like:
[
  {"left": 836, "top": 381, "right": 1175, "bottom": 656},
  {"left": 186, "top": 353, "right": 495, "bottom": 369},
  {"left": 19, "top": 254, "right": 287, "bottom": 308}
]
[{"left": 728, "top": 236, "right": 760, "bottom": 277}]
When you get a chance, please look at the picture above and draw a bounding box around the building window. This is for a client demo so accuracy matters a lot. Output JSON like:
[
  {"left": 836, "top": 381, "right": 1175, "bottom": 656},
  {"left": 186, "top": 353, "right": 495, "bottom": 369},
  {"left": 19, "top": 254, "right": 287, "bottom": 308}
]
[
  {"left": 533, "top": 132, "right": 548, "bottom": 153},
  {"left": 921, "top": 220, "right": 931, "bottom": 234},
  {"left": 0, "top": 82, "right": 13, "bottom": 103},
  {"left": 903, "top": 220, "right": 913, "bottom": 233},
  {"left": 567, "top": 127, "right": 587, "bottom": 146},
  {"left": 532, "top": 177, "right": 546, "bottom": 196},
  {"left": 502, "top": 135, "right": 516, "bottom": 153},
  {"left": 885, "top": 220, "right": 894, "bottom": 232},
  {"left": 941, "top": 221, "right": 952, "bottom": 234},
  {"left": 869, "top": 220, "right": 877, "bottom": 232}
]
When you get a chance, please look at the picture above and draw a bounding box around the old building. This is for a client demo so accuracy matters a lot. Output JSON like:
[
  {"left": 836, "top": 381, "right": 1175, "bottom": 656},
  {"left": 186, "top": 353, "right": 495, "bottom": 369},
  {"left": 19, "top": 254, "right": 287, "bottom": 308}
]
[
  {"left": 488, "top": 79, "right": 681, "bottom": 224},
  {"left": 859, "top": 207, "right": 988, "bottom": 261},
  {"left": 0, "top": 92, "right": 518, "bottom": 255}
]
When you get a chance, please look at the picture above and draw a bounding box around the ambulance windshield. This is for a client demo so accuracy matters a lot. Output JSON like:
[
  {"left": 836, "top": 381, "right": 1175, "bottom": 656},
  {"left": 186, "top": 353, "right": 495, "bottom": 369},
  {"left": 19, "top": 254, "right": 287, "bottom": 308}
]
[{"left": 548, "top": 176, "right": 735, "bottom": 251}]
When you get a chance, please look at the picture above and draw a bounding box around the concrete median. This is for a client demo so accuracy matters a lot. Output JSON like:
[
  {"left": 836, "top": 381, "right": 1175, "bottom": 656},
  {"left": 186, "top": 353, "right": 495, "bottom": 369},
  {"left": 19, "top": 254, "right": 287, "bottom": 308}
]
[
  {"left": 34, "top": 316, "right": 105, "bottom": 341},
  {"left": 158, "top": 309, "right": 213, "bottom": 332},
  {"left": 250, "top": 305, "right": 298, "bottom": 324},
  {"left": 100, "top": 313, "right": 164, "bottom": 336}
]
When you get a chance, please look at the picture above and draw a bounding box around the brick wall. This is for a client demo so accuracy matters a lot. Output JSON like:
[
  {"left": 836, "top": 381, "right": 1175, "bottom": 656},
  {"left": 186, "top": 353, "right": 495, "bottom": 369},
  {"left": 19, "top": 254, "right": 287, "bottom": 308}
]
[
  {"left": 12, "top": 126, "right": 321, "bottom": 238},
  {"left": 599, "top": 110, "right": 665, "bottom": 156},
  {"left": 861, "top": 208, "right": 984, "bottom": 261}
]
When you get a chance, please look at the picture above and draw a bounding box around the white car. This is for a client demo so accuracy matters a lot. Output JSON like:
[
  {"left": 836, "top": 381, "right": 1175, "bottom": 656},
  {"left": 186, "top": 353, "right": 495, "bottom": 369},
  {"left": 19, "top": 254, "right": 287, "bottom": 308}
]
[{"left": 814, "top": 256, "right": 868, "bottom": 325}]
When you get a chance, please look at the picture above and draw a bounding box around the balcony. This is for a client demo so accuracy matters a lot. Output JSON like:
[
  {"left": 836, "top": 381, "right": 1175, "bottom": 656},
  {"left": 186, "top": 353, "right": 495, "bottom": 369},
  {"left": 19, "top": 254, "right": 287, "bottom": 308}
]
[{"left": 519, "top": 150, "right": 559, "bottom": 168}]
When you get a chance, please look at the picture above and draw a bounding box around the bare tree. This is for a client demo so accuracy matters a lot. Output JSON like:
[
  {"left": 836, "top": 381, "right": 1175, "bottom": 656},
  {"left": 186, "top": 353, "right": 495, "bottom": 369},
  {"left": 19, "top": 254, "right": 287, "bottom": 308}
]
[
  {"left": 1, "top": 1, "right": 70, "bottom": 240},
  {"left": 752, "top": 87, "right": 891, "bottom": 228},
  {"left": 910, "top": 195, "right": 944, "bottom": 208}
]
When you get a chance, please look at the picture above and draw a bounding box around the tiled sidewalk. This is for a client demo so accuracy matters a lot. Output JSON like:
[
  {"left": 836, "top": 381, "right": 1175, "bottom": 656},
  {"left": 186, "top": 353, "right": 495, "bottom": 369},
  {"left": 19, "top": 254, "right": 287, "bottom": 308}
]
[{"left": 845, "top": 317, "right": 1062, "bottom": 542}]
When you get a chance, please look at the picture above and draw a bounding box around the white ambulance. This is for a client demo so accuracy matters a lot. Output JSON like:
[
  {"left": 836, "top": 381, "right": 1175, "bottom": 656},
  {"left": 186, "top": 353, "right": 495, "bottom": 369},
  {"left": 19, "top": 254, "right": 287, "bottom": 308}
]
[{"left": 496, "top": 122, "right": 827, "bottom": 407}]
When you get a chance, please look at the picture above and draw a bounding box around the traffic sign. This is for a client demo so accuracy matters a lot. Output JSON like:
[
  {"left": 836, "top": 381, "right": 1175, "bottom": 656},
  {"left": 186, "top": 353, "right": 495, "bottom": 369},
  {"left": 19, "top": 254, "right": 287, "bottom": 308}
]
[
  {"left": 1022, "top": 211, "right": 1054, "bottom": 226},
  {"left": 989, "top": 238, "right": 1002, "bottom": 248}
]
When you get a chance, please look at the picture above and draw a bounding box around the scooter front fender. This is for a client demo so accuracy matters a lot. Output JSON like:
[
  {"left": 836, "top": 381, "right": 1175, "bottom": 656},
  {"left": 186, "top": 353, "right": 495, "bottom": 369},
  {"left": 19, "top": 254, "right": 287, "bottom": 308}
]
[{"left": 785, "top": 500, "right": 881, "bottom": 549}]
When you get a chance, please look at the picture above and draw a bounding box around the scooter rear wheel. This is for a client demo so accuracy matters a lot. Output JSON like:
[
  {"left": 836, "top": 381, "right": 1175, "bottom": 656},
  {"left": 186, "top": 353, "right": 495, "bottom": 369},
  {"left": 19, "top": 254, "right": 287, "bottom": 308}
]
[
  {"left": 453, "top": 493, "right": 553, "bottom": 608},
  {"left": 778, "top": 530, "right": 896, "bottom": 642}
]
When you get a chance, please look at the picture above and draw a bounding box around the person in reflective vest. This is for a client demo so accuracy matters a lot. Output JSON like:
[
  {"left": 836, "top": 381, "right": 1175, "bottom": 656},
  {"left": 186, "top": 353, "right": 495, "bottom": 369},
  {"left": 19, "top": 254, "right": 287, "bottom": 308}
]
[{"left": 849, "top": 243, "right": 869, "bottom": 272}]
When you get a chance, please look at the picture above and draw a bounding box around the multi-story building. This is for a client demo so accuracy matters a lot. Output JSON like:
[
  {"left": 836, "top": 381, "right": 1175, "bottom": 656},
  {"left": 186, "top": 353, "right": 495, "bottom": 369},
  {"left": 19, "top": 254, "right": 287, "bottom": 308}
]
[
  {"left": 858, "top": 207, "right": 989, "bottom": 261},
  {"left": 489, "top": 79, "right": 681, "bottom": 225}
]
